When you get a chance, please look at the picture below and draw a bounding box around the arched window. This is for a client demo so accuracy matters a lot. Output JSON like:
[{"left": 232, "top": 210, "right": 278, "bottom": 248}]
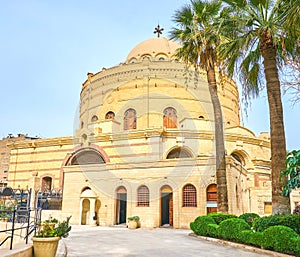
[
  {"left": 182, "top": 184, "right": 197, "bottom": 207},
  {"left": 137, "top": 185, "right": 149, "bottom": 207},
  {"left": 231, "top": 152, "right": 245, "bottom": 166},
  {"left": 105, "top": 111, "right": 115, "bottom": 120},
  {"left": 163, "top": 107, "right": 177, "bottom": 128},
  {"left": 70, "top": 150, "right": 105, "bottom": 165},
  {"left": 91, "top": 115, "right": 98, "bottom": 122},
  {"left": 166, "top": 147, "right": 193, "bottom": 159},
  {"left": 41, "top": 176, "right": 52, "bottom": 191},
  {"left": 124, "top": 108, "right": 137, "bottom": 130}
]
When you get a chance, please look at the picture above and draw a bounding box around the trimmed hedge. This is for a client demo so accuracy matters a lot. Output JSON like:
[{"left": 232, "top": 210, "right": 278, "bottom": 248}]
[
  {"left": 218, "top": 218, "right": 250, "bottom": 242},
  {"left": 290, "top": 237, "right": 300, "bottom": 256},
  {"left": 207, "top": 223, "right": 219, "bottom": 238},
  {"left": 190, "top": 213, "right": 300, "bottom": 256},
  {"left": 262, "top": 225, "right": 299, "bottom": 254},
  {"left": 190, "top": 215, "right": 216, "bottom": 236},
  {"left": 208, "top": 212, "right": 237, "bottom": 224},
  {"left": 239, "top": 230, "right": 263, "bottom": 247},
  {"left": 239, "top": 213, "right": 260, "bottom": 227},
  {"left": 253, "top": 214, "right": 300, "bottom": 234}
]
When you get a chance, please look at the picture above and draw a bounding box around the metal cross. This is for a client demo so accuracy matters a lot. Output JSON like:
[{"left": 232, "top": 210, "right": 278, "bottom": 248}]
[{"left": 154, "top": 25, "right": 164, "bottom": 38}]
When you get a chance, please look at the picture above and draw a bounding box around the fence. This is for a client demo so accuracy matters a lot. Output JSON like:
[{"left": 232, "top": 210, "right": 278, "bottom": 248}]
[{"left": 0, "top": 208, "right": 41, "bottom": 250}]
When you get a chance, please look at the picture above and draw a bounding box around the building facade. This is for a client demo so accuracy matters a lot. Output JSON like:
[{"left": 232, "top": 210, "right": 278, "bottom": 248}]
[{"left": 7, "top": 37, "right": 295, "bottom": 228}]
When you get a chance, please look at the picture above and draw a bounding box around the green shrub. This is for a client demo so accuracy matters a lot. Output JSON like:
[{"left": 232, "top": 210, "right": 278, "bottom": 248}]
[
  {"left": 239, "top": 213, "right": 260, "bottom": 227},
  {"left": 218, "top": 218, "right": 250, "bottom": 242},
  {"left": 208, "top": 212, "right": 237, "bottom": 224},
  {"left": 239, "top": 230, "right": 263, "bottom": 247},
  {"left": 207, "top": 223, "right": 219, "bottom": 238},
  {"left": 291, "top": 237, "right": 300, "bottom": 256},
  {"left": 190, "top": 216, "right": 216, "bottom": 236},
  {"left": 262, "top": 225, "right": 299, "bottom": 253},
  {"left": 253, "top": 214, "right": 300, "bottom": 234}
]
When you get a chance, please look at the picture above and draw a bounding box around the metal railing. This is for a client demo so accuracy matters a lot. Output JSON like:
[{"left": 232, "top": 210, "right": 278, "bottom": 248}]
[{"left": 0, "top": 208, "right": 41, "bottom": 250}]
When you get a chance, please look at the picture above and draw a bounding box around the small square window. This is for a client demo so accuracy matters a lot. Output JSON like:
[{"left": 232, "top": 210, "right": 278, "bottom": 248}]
[{"left": 264, "top": 202, "right": 272, "bottom": 214}]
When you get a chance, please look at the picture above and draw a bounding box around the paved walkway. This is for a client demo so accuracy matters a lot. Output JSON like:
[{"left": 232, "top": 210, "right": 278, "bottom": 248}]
[{"left": 56, "top": 225, "right": 274, "bottom": 257}]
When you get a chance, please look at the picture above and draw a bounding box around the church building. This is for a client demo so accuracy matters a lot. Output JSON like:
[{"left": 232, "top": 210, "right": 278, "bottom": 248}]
[{"left": 7, "top": 35, "right": 291, "bottom": 228}]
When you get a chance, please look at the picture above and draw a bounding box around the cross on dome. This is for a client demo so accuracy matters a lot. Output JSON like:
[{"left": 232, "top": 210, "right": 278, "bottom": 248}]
[{"left": 154, "top": 24, "right": 164, "bottom": 38}]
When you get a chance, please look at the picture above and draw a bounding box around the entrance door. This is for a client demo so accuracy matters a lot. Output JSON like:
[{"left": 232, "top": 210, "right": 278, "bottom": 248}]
[
  {"left": 116, "top": 187, "right": 127, "bottom": 224},
  {"left": 160, "top": 186, "right": 173, "bottom": 226},
  {"left": 206, "top": 184, "right": 217, "bottom": 214}
]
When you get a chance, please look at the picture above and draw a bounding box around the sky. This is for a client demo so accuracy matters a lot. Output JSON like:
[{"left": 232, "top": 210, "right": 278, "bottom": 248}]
[{"left": 0, "top": 0, "right": 299, "bottom": 150}]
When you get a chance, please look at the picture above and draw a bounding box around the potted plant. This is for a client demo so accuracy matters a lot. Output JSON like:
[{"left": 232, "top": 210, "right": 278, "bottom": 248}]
[
  {"left": 127, "top": 216, "right": 140, "bottom": 229},
  {"left": 32, "top": 216, "right": 71, "bottom": 257}
]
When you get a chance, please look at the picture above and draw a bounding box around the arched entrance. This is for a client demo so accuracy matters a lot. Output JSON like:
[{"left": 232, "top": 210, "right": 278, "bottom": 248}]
[
  {"left": 116, "top": 186, "right": 127, "bottom": 224},
  {"left": 160, "top": 185, "right": 173, "bottom": 226},
  {"left": 81, "top": 199, "right": 90, "bottom": 225},
  {"left": 206, "top": 184, "right": 217, "bottom": 214},
  {"left": 80, "top": 188, "right": 98, "bottom": 225}
]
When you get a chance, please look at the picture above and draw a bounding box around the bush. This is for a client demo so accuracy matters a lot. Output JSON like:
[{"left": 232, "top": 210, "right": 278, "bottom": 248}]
[
  {"left": 218, "top": 218, "right": 250, "bottom": 242},
  {"left": 253, "top": 214, "right": 300, "bottom": 234},
  {"left": 208, "top": 212, "right": 237, "bottom": 224},
  {"left": 239, "top": 213, "right": 260, "bottom": 227},
  {"left": 207, "top": 223, "right": 219, "bottom": 238},
  {"left": 239, "top": 230, "right": 263, "bottom": 247},
  {"left": 291, "top": 237, "right": 300, "bottom": 256},
  {"left": 190, "top": 216, "right": 216, "bottom": 236},
  {"left": 262, "top": 225, "right": 299, "bottom": 254}
]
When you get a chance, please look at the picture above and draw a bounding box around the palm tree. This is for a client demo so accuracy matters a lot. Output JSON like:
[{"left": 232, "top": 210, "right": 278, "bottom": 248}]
[
  {"left": 220, "top": 0, "right": 298, "bottom": 214},
  {"left": 170, "top": 0, "right": 229, "bottom": 213}
]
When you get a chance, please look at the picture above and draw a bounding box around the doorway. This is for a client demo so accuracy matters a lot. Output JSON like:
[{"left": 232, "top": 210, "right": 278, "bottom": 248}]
[
  {"left": 81, "top": 199, "right": 90, "bottom": 225},
  {"left": 116, "top": 186, "right": 127, "bottom": 224},
  {"left": 160, "top": 186, "right": 173, "bottom": 226},
  {"left": 206, "top": 184, "right": 217, "bottom": 214}
]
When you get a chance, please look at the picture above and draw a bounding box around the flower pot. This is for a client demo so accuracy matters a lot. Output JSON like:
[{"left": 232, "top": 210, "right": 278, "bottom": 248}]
[
  {"left": 128, "top": 220, "right": 138, "bottom": 229},
  {"left": 32, "top": 237, "right": 60, "bottom": 257}
]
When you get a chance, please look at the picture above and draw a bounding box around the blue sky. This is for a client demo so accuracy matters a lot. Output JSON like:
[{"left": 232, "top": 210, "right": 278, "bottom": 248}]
[{"left": 0, "top": 0, "right": 299, "bottom": 150}]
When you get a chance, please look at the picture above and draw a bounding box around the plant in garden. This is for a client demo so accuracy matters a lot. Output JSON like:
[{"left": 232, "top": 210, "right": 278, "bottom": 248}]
[
  {"left": 262, "top": 225, "right": 299, "bottom": 254},
  {"left": 190, "top": 215, "right": 216, "bottom": 236},
  {"left": 239, "top": 213, "right": 260, "bottom": 227},
  {"left": 280, "top": 150, "right": 300, "bottom": 196},
  {"left": 218, "top": 218, "right": 250, "bottom": 242},
  {"left": 208, "top": 212, "right": 237, "bottom": 224}
]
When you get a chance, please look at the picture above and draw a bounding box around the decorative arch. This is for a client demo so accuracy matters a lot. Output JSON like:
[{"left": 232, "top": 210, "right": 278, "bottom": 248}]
[
  {"left": 230, "top": 150, "right": 250, "bottom": 166},
  {"left": 166, "top": 147, "right": 193, "bottom": 159},
  {"left": 105, "top": 111, "right": 115, "bottom": 120},
  {"left": 67, "top": 148, "right": 106, "bottom": 166},
  {"left": 163, "top": 107, "right": 177, "bottom": 128},
  {"left": 41, "top": 175, "right": 53, "bottom": 191},
  {"left": 182, "top": 184, "right": 197, "bottom": 207},
  {"left": 91, "top": 115, "right": 98, "bottom": 122},
  {"left": 124, "top": 108, "right": 137, "bottom": 130}
]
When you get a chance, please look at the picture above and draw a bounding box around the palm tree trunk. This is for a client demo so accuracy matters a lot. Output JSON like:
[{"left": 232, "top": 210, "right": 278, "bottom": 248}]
[
  {"left": 207, "top": 67, "right": 228, "bottom": 213},
  {"left": 261, "top": 40, "right": 290, "bottom": 214}
]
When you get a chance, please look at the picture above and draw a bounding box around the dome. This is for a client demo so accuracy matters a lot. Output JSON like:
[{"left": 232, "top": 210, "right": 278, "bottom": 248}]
[
  {"left": 126, "top": 37, "right": 180, "bottom": 63},
  {"left": 80, "top": 189, "right": 97, "bottom": 198}
]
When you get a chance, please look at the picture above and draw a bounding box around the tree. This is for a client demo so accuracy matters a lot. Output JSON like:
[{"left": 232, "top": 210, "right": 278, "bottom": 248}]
[
  {"left": 220, "top": 0, "right": 298, "bottom": 214},
  {"left": 280, "top": 150, "right": 300, "bottom": 196},
  {"left": 170, "top": 0, "right": 229, "bottom": 213}
]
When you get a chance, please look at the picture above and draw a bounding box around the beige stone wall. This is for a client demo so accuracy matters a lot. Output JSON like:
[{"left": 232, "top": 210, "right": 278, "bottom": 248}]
[{"left": 7, "top": 137, "right": 74, "bottom": 189}]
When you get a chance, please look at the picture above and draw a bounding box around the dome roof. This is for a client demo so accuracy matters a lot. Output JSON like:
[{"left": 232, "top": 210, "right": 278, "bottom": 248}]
[
  {"left": 80, "top": 189, "right": 97, "bottom": 198},
  {"left": 126, "top": 37, "right": 180, "bottom": 63}
]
